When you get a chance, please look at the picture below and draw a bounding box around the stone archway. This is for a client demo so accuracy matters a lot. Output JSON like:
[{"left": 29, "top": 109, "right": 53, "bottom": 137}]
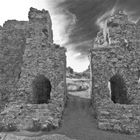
[
  {"left": 32, "top": 74, "right": 52, "bottom": 104},
  {"left": 109, "top": 74, "right": 128, "bottom": 104}
]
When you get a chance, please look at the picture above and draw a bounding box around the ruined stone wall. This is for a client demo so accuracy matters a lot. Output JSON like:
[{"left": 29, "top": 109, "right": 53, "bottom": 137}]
[
  {"left": 0, "top": 7, "right": 66, "bottom": 131},
  {"left": 91, "top": 11, "right": 140, "bottom": 134},
  {"left": 0, "top": 7, "right": 66, "bottom": 105},
  {"left": 0, "top": 20, "right": 28, "bottom": 109},
  {"left": 94, "top": 89, "right": 140, "bottom": 134},
  {"left": 91, "top": 46, "right": 140, "bottom": 104},
  {"left": 15, "top": 8, "right": 66, "bottom": 103},
  {"left": 91, "top": 47, "right": 140, "bottom": 134}
]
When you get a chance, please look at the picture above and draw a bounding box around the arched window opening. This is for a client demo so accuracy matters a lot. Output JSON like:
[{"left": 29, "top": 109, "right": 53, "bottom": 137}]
[
  {"left": 32, "top": 74, "right": 51, "bottom": 104},
  {"left": 109, "top": 74, "right": 128, "bottom": 104}
]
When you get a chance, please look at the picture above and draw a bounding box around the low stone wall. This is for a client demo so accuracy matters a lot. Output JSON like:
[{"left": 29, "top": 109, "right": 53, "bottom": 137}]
[
  {"left": 0, "top": 81, "right": 66, "bottom": 132},
  {"left": 92, "top": 88, "right": 140, "bottom": 134},
  {"left": 97, "top": 103, "right": 140, "bottom": 134}
]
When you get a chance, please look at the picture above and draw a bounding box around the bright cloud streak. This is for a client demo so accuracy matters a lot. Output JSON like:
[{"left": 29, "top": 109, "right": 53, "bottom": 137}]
[
  {"left": 66, "top": 50, "right": 89, "bottom": 72},
  {"left": 51, "top": 12, "right": 77, "bottom": 46},
  {"left": 44, "top": 0, "right": 88, "bottom": 72}
]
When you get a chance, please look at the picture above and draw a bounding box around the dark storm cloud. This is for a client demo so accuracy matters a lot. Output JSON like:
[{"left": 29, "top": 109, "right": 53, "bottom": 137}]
[{"left": 55, "top": 0, "right": 140, "bottom": 58}]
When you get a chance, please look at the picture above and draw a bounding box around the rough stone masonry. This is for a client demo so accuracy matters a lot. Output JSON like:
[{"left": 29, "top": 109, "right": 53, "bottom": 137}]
[
  {"left": 0, "top": 7, "right": 67, "bottom": 131},
  {"left": 90, "top": 10, "right": 140, "bottom": 134}
]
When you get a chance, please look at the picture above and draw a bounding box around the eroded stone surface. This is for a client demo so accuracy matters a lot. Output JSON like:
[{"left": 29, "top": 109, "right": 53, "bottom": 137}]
[
  {"left": 91, "top": 10, "right": 140, "bottom": 134},
  {"left": 0, "top": 82, "right": 65, "bottom": 131},
  {"left": 0, "top": 7, "right": 66, "bottom": 132}
]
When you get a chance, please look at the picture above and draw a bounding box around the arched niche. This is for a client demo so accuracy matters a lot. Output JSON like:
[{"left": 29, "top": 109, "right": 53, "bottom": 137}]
[
  {"left": 109, "top": 74, "right": 128, "bottom": 104},
  {"left": 32, "top": 74, "right": 52, "bottom": 104}
]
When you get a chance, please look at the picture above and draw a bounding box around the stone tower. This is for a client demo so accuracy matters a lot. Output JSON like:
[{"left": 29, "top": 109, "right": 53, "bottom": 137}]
[
  {"left": 15, "top": 7, "right": 66, "bottom": 103},
  {"left": 0, "top": 8, "right": 66, "bottom": 131},
  {"left": 90, "top": 11, "right": 140, "bottom": 134}
]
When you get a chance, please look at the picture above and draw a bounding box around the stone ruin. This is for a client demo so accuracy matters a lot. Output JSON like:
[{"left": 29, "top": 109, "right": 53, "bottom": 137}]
[
  {"left": 0, "top": 7, "right": 67, "bottom": 131},
  {"left": 90, "top": 10, "right": 140, "bottom": 134}
]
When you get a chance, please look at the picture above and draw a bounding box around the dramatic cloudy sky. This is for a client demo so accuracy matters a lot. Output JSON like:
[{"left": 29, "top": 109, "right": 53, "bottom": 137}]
[{"left": 0, "top": 0, "right": 140, "bottom": 72}]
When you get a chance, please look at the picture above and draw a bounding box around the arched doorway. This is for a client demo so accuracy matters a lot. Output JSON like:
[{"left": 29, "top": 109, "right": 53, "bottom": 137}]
[
  {"left": 109, "top": 74, "right": 128, "bottom": 104},
  {"left": 32, "top": 74, "right": 51, "bottom": 104}
]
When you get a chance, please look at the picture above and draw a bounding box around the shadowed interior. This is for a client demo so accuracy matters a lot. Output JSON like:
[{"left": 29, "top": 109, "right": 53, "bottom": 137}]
[
  {"left": 110, "top": 74, "right": 128, "bottom": 104},
  {"left": 32, "top": 74, "right": 51, "bottom": 104}
]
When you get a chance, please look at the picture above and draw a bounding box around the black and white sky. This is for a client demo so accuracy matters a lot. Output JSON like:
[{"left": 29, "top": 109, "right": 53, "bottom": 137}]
[{"left": 0, "top": 0, "right": 140, "bottom": 72}]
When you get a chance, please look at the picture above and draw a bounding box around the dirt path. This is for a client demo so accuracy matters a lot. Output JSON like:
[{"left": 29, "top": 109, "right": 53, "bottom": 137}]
[
  {"left": 47, "top": 93, "right": 140, "bottom": 140},
  {"left": 12, "top": 91, "right": 140, "bottom": 140}
]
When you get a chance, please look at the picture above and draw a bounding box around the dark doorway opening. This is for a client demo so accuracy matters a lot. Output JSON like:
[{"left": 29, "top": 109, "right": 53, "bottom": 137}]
[
  {"left": 32, "top": 74, "right": 51, "bottom": 104},
  {"left": 110, "top": 74, "right": 128, "bottom": 104}
]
